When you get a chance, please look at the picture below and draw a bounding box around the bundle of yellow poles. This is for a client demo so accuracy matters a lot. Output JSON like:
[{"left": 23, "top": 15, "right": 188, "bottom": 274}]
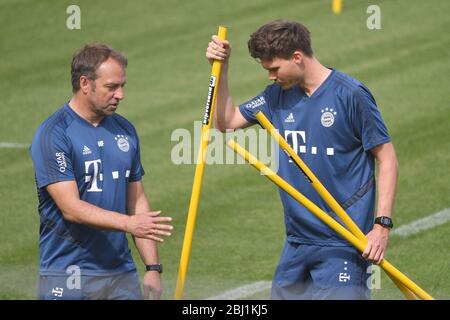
[{"left": 227, "top": 111, "right": 434, "bottom": 300}]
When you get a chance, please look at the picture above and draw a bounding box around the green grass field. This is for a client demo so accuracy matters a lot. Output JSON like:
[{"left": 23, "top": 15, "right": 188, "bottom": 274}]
[{"left": 0, "top": 0, "right": 449, "bottom": 300}]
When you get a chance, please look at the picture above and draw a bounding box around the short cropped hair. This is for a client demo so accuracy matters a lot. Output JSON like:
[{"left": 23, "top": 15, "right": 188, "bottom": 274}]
[
  {"left": 71, "top": 43, "right": 127, "bottom": 92},
  {"left": 248, "top": 20, "right": 313, "bottom": 61}
]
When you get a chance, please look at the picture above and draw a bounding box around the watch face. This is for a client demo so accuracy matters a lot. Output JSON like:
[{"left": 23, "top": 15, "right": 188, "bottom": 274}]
[
  {"left": 146, "top": 264, "right": 163, "bottom": 273},
  {"left": 376, "top": 217, "right": 393, "bottom": 228}
]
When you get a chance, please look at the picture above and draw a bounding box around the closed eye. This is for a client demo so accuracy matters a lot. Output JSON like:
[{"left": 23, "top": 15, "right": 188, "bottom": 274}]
[{"left": 105, "top": 82, "right": 126, "bottom": 91}]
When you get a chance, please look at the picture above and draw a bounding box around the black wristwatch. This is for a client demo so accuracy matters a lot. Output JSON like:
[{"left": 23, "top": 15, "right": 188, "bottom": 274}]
[
  {"left": 374, "top": 216, "right": 394, "bottom": 229},
  {"left": 145, "top": 264, "right": 163, "bottom": 273}
]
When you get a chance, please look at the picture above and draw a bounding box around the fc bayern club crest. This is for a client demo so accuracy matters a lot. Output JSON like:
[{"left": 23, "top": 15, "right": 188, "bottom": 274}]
[
  {"left": 321, "top": 107, "right": 337, "bottom": 127},
  {"left": 115, "top": 135, "right": 130, "bottom": 152}
]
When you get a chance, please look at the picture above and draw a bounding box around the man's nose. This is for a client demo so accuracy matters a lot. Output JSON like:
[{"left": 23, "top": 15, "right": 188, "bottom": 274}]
[
  {"left": 114, "top": 87, "right": 124, "bottom": 100},
  {"left": 268, "top": 72, "right": 277, "bottom": 81}
]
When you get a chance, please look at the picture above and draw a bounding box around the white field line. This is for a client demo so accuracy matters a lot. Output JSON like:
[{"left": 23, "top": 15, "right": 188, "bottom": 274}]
[
  {"left": 0, "top": 142, "right": 29, "bottom": 149},
  {"left": 206, "top": 208, "right": 450, "bottom": 300},
  {"left": 206, "top": 281, "right": 271, "bottom": 300},
  {"left": 391, "top": 208, "right": 450, "bottom": 237}
]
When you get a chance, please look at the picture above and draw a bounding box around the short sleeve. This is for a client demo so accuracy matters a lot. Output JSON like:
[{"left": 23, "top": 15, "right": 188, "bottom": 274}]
[
  {"left": 129, "top": 131, "right": 145, "bottom": 182},
  {"left": 351, "top": 85, "right": 391, "bottom": 151},
  {"left": 30, "top": 124, "right": 75, "bottom": 188},
  {"left": 238, "top": 90, "right": 270, "bottom": 124}
]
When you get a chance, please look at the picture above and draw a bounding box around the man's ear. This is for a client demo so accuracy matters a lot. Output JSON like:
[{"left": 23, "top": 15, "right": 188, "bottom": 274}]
[
  {"left": 292, "top": 51, "right": 303, "bottom": 65},
  {"left": 79, "top": 76, "right": 90, "bottom": 94}
]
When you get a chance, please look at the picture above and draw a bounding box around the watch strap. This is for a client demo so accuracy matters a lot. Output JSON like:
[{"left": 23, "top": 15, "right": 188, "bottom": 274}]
[
  {"left": 374, "top": 216, "right": 393, "bottom": 228},
  {"left": 145, "top": 264, "right": 163, "bottom": 273}
]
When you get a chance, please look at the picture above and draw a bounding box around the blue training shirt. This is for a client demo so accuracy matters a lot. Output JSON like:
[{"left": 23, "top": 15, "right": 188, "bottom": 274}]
[
  {"left": 30, "top": 104, "right": 145, "bottom": 275},
  {"left": 239, "top": 69, "right": 391, "bottom": 246}
]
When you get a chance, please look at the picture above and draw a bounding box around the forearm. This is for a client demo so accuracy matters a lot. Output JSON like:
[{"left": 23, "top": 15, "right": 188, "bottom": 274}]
[
  {"left": 47, "top": 180, "right": 169, "bottom": 241},
  {"left": 61, "top": 199, "right": 129, "bottom": 232},
  {"left": 128, "top": 186, "right": 159, "bottom": 264},
  {"left": 214, "top": 65, "right": 237, "bottom": 132},
  {"left": 375, "top": 155, "right": 399, "bottom": 219},
  {"left": 134, "top": 236, "right": 159, "bottom": 264},
  {"left": 365, "top": 143, "right": 398, "bottom": 263}
]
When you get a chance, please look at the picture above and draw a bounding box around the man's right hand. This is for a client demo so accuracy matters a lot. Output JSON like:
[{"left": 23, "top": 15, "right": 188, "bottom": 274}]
[
  {"left": 206, "top": 35, "right": 231, "bottom": 65},
  {"left": 127, "top": 211, "right": 173, "bottom": 242}
]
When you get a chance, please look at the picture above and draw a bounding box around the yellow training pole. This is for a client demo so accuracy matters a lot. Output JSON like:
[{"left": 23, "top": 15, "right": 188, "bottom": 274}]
[
  {"left": 332, "top": 0, "right": 343, "bottom": 14},
  {"left": 174, "top": 26, "right": 227, "bottom": 300},
  {"left": 227, "top": 140, "right": 434, "bottom": 300},
  {"left": 255, "top": 111, "right": 416, "bottom": 299}
]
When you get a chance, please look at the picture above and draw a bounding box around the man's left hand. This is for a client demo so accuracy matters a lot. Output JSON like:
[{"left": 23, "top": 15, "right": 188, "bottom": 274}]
[
  {"left": 362, "top": 224, "right": 390, "bottom": 264},
  {"left": 142, "top": 271, "right": 163, "bottom": 300}
]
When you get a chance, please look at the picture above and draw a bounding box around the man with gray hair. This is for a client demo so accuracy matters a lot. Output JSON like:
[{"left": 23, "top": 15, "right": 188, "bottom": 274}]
[{"left": 30, "top": 43, "right": 173, "bottom": 300}]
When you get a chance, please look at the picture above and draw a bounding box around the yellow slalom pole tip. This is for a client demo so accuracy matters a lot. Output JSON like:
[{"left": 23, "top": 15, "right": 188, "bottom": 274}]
[
  {"left": 217, "top": 26, "right": 228, "bottom": 40},
  {"left": 332, "top": 0, "right": 343, "bottom": 14}
]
